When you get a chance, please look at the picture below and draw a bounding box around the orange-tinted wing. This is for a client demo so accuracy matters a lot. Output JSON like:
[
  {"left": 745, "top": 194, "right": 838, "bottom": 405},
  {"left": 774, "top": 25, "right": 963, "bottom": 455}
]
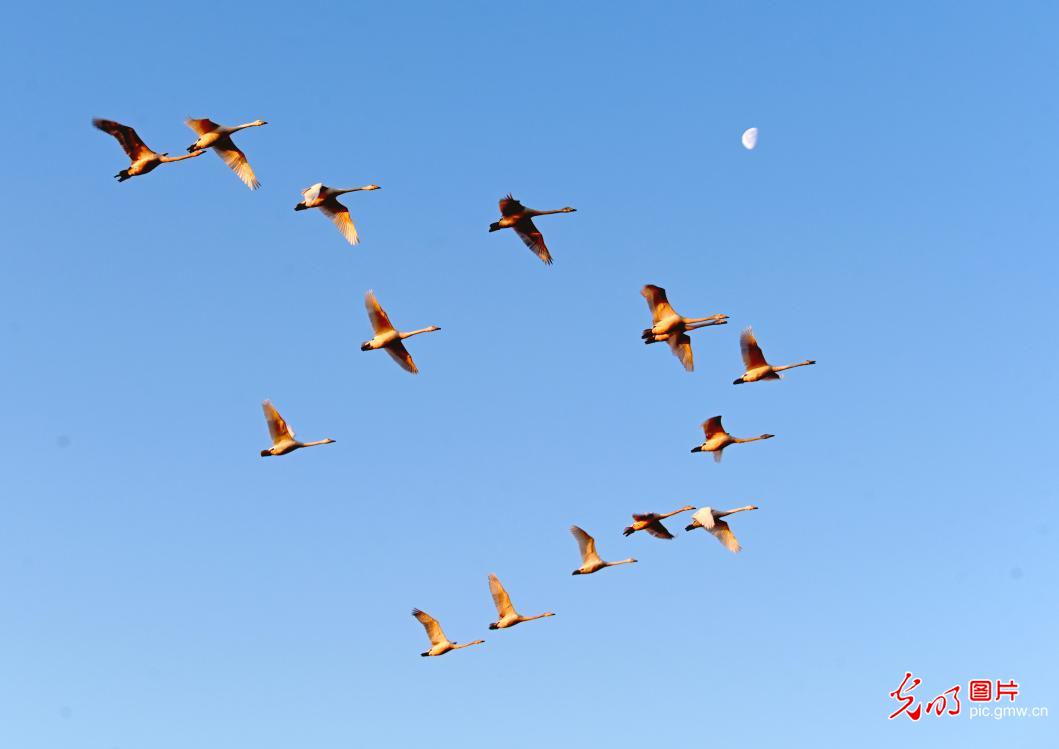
[
  {"left": 644, "top": 521, "right": 675, "bottom": 540},
  {"left": 185, "top": 117, "right": 221, "bottom": 135},
  {"left": 709, "top": 519, "right": 741, "bottom": 552},
  {"left": 93, "top": 119, "right": 153, "bottom": 160},
  {"left": 641, "top": 285, "right": 677, "bottom": 323},
  {"left": 740, "top": 326, "right": 769, "bottom": 369},
  {"left": 385, "top": 341, "right": 419, "bottom": 374},
  {"left": 364, "top": 291, "right": 395, "bottom": 334},
  {"left": 702, "top": 416, "right": 725, "bottom": 438},
  {"left": 262, "top": 400, "right": 293, "bottom": 443},
  {"left": 499, "top": 194, "right": 525, "bottom": 217},
  {"left": 320, "top": 198, "right": 358, "bottom": 244},
  {"left": 212, "top": 134, "right": 259, "bottom": 190},
  {"left": 514, "top": 217, "right": 552, "bottom": 264},
  {"left": 668, "top": 332, "right": 694, "bottom": 371}
]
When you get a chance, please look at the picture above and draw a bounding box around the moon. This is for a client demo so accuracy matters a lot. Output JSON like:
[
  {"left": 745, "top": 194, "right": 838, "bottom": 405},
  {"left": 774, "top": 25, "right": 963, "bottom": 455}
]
[{"left": 741, "top": 127, "right": 758, "bottom": 150}]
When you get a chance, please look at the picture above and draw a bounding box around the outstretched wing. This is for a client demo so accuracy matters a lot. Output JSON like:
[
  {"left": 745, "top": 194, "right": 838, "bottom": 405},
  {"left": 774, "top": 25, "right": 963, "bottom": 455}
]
[
  {"left": 644, "top": 520, "right": 675, "bottom": 540},
  {"left": 570, "top": 525, "right": 602, "bottom": 566},
  {"left": 709, "top": 519, "right": 741, "bottom": 553},
  {"left": 262, "top": 400, "right": 294, "bottom": 444},
  {"left": 320, "top": 197, "right": 359, "bottom": 245},
  {"left": 488, "top": 573, "right": 517, "bottom": 618},
  {"left": 93, "top": 118, "right": 153, "bottom": 160},
  {"left": 212, "top": 134, "right": 260, "bottom": 190},
  {"left": 364, "top": 291, "right": 395, "bottom": 334},
  {"left": 499, "top": 194, "right": 525, "bottom": 216},
  {"left": 301, "top": 183, "right": 324, "bottom": 202},
  {"left": 641, "top": 285, "right": 677, "bottom": 324},
  {"left": 385, "top": 341, "right": 419, "bottom": 374},
  {"left": 668, "top": 332, "right": 694, "bottom": 372},
  {"left": 513, "top": 218, "right": 552, "bottom": 265},
  {"left": 740, "top": 326, "right": 769, "bottom": 369},
  {"left": 702, "top": 416, "right": 725, "bottom": 439},
  {"left": 184, "top": 117, "right": 221, "bottom": 135},
  {"left": 691, "top": 507, "right": 716, "bottom": 530},
  {"left": 412, "top": 608, "right": 447, "bottom": 646}
]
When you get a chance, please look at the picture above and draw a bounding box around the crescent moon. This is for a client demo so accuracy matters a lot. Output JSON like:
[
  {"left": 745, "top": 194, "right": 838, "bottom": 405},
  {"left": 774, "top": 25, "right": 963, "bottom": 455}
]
[{"left": 741, "top": 127, "right": 758, "bottom": 150}]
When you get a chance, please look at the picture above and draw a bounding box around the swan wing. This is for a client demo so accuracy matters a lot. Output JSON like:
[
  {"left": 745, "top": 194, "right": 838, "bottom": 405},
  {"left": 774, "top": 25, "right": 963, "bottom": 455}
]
[
  {"left": 702, "top": 416, "right": 725, "bottom": 439},
  {"left": 644, "top": 520, "right": 674, "bottom": 539},
  {"left": 185, "top": 117, "right": 220, "bottom": 135},
  {"left": 488, "top": 574, "right": 517, "bottom": 618},
  {"left": 513, "top": 217, "right": 552, "bottom": 265},
  {"left": 740, "top": 326, "right": 769, "bottom": 369},
  {"left": 499, "top": 194, "right": 525, "bottom": 217},
  {"left": 412, "top": 608, "right": 448, "bottom": 646},
  {"left": 385, "top": 341, "right": 419, "bottom": 374},
  {"left": 212, "top": 134, "right": 259, "bottom": 190},
  {"left": 691, "top": 507, "right": 716, "bottom": 530},
  {"left": 364, "top": 291, "right": 395, "bottom": 334},
  {"left": 668, "top": 332, "right": 694, "bottom": 371},
  {"left": 641, "top": 284, "right": 679, "bottom": 323},
  {"left": 301, "top": 183, "right": 324, "bottom": 202},
  {"left": 320, "top": 198, "right": 359, "bottom": 245},
  {"left": 570, "top": 525, "right": 602, "bottom": 566},
  {"left": 93, "top": 119, "right": 154, "bottom": 160},
  {"left": 262, "top": 400, "right": 294, "bottom": 443},
  {"left": 709, "top": 519, "right": 741, "bottom": 553}
]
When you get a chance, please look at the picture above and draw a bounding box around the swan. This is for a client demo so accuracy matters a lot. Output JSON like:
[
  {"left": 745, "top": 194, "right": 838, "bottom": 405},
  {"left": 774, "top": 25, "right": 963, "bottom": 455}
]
[
  {"left": 733, "top": 326, "right": 816, "bottom": 384},
  {"left": 570, "top": 525, "right": 637, "bottom": 575},
  {"left": 691, "top": 416, "right": 774, "bottom": 463},
  {"left": 295, "top": 183, "right": 380, "bottom": 245},
  {"left": 487, "top": 574, "right": 555, "bottom": 629},
  {"left": 489, "top": 194, "right": 576, "bottom": 265},
  {"left": 685, "top": 505, "right": 759, "bottom": 552},
  {"left": 259, "top": 400, "right": 336, "bottom": 457},
  {"left": 641, "top": 285, "right": 728, "bottom": 371},
  {"left": 622, "top": 505, "right": 696, "bottom": 539},
  {"left": 184, "top": 117, "right": 267, "bottom": 189},
  {"left": 412, "top": 608, "right": 485, "bottom": 657},
  {"left": 93, "top": 118, "right": 204, "bottom": 181},
  {"left": 361, "top": 291, "right": 441, "bottom": 374}
]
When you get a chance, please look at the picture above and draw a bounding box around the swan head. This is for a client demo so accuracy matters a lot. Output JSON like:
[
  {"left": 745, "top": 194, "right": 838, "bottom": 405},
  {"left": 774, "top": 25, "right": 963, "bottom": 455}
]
[
  {"left": 254, "top": 120, "right": 268, "bottom": 126},
  {"left": 363, "top": 184, "right": 381, "bottom": 191},
  {"left": 748, "top": 505, "right": 760, "bottom": 511},
  {"left": 561, "top": 207, "right": 577, "bottom": 212},
  {"left": 761, "top": 434, "right": 776, "bottom": 440}
]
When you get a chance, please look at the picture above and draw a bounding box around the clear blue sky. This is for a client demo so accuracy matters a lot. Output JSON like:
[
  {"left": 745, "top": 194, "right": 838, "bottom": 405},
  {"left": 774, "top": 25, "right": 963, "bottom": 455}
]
[{"left": 1, "top": 2, "right": 1056, "bottom": 747}]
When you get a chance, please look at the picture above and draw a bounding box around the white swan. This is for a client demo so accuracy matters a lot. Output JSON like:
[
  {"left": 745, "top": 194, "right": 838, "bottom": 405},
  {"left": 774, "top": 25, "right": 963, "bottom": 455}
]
[
  {"left": 259, "top": 400, "right": 335, "bottom": 457},
  {"left": 487, "top": 574, "right": 555, "bottom": 629},
  {"left": 685, "top": 505, "right": 759, "bottom": 552},
  {"left": 570, "top": 525, "right": 637, "bottom": 575},
  {"left": 360, "top": 291, "right": 441, "bottom": 374},
  {"left": 733, "top": 326, "right": 815, "bottom": 384},
  {"left": 412, "top": 608, "right": 484, "bottom": 657},
  {"left": 690, "top": 416, "right": 774, "bottom": 463},
  {"left": 184, "top": 117, "right": 267, "bottom": 189},
  {"left": 295, "top": 183, "right": 380, "bottom": 245}
]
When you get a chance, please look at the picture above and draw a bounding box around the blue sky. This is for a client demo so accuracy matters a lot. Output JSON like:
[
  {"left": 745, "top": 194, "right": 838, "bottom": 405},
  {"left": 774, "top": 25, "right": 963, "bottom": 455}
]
[{"left": 1, "top": 2, "right": 1057, "bottom": 747}]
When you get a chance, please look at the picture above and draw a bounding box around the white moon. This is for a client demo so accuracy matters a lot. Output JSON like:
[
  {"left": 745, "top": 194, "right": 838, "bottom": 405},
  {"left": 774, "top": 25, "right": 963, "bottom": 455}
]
[{"left": 741, "top": 127, "right": 758, "bottom": 150}]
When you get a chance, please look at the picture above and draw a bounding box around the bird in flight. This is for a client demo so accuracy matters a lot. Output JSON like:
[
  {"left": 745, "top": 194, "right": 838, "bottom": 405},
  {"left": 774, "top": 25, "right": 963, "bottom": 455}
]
[
  {"left": 411, "top": 608, "right": 484, "bottom": 657},
  {"left": 184, "top": 117, "right": 267, "bottom": 190},
  {"left": 733, "top": 326, "right": 816, "bottom": 384},
  {"left": 641, "top": 285, "right": 728, "bottom": 371},
  {"left": 93, "top": 118, "right": 204, "bottom": 181},
  {"left": 487, "top": 574, "right": 555, "bottom": 629},
  {"left": 295, "top": 183, "right": 380, "bottom": 245},
  {"left": 691, "top": 416, "right": 774, "bottom": 463},
  {"left": 259, "top": 400, "right": 336, "bottom": 457},
  {"left": 685, "top": 505, "right": 759, "bottom": 552},
  {"left": 489, "top": 194, "right": 576, "bottom": 265},
  {"left": 622, "top": 505, "right": 696, "bottom": 539},
  {"left": 570, "top": 525, "right": 637, "bottom": 575},
  {"left": 360, "top": 291, "right": 441, "bottom": 374}
]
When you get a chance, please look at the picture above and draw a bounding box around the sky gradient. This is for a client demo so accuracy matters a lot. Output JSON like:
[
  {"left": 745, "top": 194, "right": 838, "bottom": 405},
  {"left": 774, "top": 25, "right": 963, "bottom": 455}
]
[{"left": 1, "top": 2, "right": 1057, "bottom": 747}]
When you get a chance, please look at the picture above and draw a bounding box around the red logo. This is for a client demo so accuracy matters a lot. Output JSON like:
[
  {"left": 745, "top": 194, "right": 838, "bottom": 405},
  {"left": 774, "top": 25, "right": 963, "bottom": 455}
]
[{"left": 888, "top": 673, "right": 1022, "bottom": 721}]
